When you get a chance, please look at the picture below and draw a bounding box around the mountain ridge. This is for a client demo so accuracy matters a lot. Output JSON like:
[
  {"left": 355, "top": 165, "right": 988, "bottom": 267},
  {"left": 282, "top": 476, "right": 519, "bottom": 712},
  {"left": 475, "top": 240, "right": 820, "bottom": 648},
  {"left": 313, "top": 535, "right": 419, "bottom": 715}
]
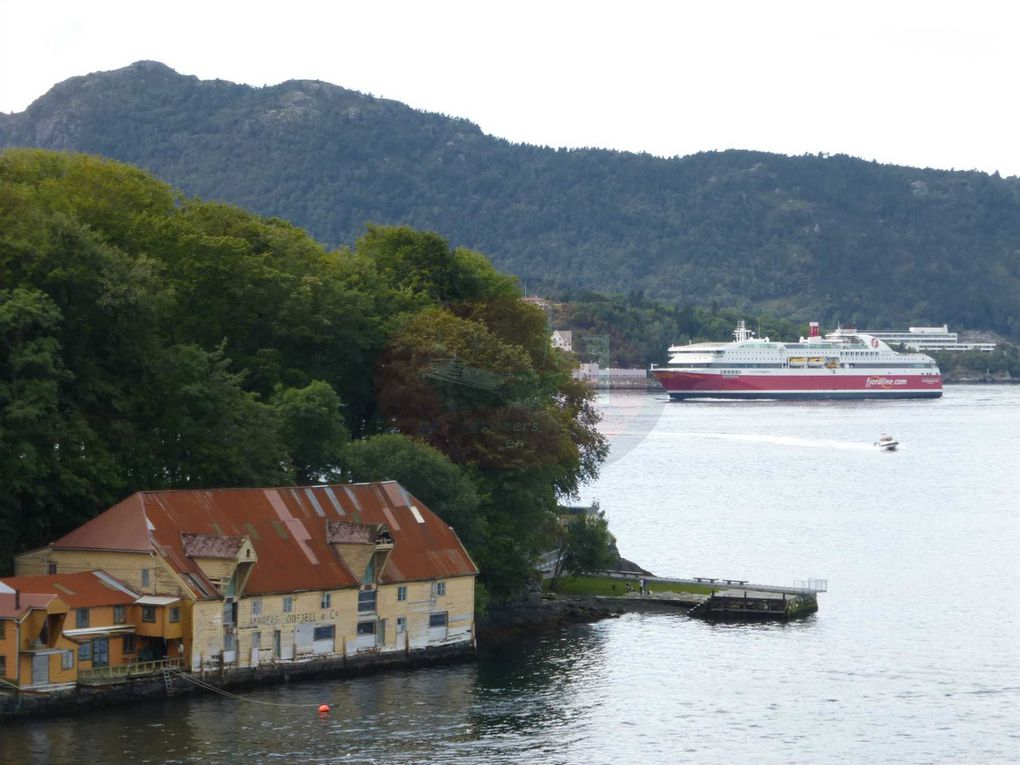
[{"left": 3, "top": 61, "right": 1020, "bottom": 338}]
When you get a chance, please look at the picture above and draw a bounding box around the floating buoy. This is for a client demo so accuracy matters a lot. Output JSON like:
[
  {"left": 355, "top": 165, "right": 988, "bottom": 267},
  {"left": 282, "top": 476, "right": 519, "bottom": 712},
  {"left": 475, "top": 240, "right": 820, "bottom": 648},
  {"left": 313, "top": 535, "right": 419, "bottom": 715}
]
[{"left": 318, "top": 704, "right": 330, "bottom": 714}]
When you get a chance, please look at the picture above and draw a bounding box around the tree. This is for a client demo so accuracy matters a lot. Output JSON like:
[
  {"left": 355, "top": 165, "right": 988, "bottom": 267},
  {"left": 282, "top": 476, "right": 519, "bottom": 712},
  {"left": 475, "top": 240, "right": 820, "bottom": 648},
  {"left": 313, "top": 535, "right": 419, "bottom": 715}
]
[
  {"left": 132, "top": 343, "right": 291, "bottom": 488},
  {"left": 548, "top": 508, "right": 616, "bottom": 591},
  {"left": 363, "top": 228, "right": 609, "bottom": 598},
  {"left": 272, "top": 380, "right": 349, "bottom": 484},
  {"left": 0, "top": 288, "right": 117, "bottom": 571}
]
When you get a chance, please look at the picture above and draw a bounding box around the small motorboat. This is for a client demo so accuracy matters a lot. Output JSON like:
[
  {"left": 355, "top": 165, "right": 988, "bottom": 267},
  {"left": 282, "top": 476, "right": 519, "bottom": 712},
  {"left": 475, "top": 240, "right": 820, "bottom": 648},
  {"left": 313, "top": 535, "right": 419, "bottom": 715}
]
[{"left": 875, "top": 434, "right": 899, "bottom": 451}]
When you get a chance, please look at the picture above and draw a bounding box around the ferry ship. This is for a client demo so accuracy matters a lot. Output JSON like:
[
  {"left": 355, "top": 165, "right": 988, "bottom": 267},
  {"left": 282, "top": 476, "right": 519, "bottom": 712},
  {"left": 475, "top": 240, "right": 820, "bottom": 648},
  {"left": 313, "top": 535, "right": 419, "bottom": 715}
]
[{"left": 651, "top": 321, "right": 943, "bottom": 400}]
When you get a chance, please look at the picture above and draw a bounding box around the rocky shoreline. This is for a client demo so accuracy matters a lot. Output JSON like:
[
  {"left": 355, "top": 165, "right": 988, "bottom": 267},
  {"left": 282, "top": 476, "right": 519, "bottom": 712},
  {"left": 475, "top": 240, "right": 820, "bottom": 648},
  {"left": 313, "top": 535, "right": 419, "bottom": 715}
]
[{"left": 476, "top": 591, "right": 698, "bottom": 643}]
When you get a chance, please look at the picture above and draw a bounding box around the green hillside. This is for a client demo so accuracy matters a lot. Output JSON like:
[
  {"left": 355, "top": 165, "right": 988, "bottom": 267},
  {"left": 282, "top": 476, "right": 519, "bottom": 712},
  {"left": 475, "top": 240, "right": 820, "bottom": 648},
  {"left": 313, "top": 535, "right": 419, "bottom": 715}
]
[{"left": 3, "top": 61, "right": 1020, "bottom": 338}]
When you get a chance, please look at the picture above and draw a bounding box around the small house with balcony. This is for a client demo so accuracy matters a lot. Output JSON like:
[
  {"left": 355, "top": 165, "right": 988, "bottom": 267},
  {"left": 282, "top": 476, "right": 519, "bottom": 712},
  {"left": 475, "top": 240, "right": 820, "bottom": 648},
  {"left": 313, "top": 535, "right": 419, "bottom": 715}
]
[
  {"left": 0, "top": 581, "right": 74, "bottom": 689},
  {"left": 0, "top": 570, "right": 184, "bottom": 685}
]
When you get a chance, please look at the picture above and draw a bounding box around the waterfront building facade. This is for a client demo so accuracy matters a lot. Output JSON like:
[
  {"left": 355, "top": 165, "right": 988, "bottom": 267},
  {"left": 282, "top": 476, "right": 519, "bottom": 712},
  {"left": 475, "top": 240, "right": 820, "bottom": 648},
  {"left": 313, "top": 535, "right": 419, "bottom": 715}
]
[{"left": 14, "top": 482, "right": 477, "bottom": 676}]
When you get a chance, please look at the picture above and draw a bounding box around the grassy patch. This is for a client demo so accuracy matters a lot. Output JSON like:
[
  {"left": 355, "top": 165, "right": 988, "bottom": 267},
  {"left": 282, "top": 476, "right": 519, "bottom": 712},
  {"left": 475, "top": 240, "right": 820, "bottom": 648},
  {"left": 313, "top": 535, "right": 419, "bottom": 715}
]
[{"left": 546, "top": 576, "right": 716, "bottom": 596}]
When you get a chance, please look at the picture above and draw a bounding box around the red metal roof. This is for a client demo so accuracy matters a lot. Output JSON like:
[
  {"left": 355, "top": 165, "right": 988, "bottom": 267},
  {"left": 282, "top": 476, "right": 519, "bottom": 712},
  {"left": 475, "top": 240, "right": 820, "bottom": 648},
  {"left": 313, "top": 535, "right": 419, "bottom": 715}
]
[
  {"left": 0, "top": 591, "right": 64, "bottom": 620},
  {"left": 52, "top": 494, "right": 151, "bottom": 551},
  {"left": 0, "top": 571, "right": 139, "bottom": 609},
  {"left": 47, "top": 483, "right": 477, "bottom": 598}
]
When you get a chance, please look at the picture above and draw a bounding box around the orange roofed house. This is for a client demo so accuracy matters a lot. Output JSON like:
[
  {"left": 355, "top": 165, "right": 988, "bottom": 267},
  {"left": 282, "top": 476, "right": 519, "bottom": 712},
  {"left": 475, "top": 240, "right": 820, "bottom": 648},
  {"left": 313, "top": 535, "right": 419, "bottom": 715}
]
[
  {"left": 0, "top": 570, "right": 172, "bottom": 686},
  {"left": 0, "top": 581, "right": 74, "bottom": 689},
  {"left": 15, "top": 482, "right": 478, "bottom": 673}
]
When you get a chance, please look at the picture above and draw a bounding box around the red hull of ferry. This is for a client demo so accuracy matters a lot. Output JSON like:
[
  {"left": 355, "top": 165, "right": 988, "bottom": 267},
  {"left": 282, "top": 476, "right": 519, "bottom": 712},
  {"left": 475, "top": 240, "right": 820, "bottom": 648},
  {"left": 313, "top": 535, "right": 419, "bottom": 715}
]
[{"left": 652, "top": 370, "right": 943, "bottom": 400}]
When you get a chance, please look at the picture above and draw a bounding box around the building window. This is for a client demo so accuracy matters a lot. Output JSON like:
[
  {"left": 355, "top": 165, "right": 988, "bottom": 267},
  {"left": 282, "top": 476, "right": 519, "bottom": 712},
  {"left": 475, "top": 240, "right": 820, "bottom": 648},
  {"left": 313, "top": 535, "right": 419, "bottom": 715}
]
[
  {"left": 313, "top": 625, "right": 335, "bottom": 642},
  {"left": 253, "top": 631, "right": 262, "bottom": 649},
  {"left": 47, "top": 562, "right": 57, "bottom": 574},
  {"left": 0, "top": 620, "right": 5, "bottom": 638},
  {"left": 0, "top": 655, "right": 6, "bottom": 676},
  {"left": 113, "top": 605, "right": 127, "bottom": 624},
  {"left": 320, "top": 593, "right": 331, "bottom": 609},
  {"left": 76, "top": 608, "right": 90, "bottom": 628},
  {"left": 356, "top": 621, "right": 376, "bottom": 635},
  {"left": 169, "top": 607, "right": 180, "bottom": 623},
  {"left": 62, "top": 650, "right": 74, "bottom": 670},
  {"left": 396, "top": 617, "right": 406, "bottom": 634},
  {"left": 141, "top": 569, "right": 150, "bottom": 589},
  {"left": 142, "top": 606, "right": 157, "bottom": 623},
  {"left": 123, "top": 635, "right": 136, "bottom": 654},
  {"left": 435, "top": 581, "right": 446, "bottom": 597},
  {"left": 251, "top": 598, "right": 262, "bottom": 617},
  {"left": 224, "top": 632, "right": 236, "bottom": 652},
  {"left": 358, "top": 590, "right": 377, "bottom": 613},
  {"left": 397, "top": 586, "right": 407, "bottom": 602},
  {"left": 78, "top": 643, "right": 91, "bottom": 662},
  {"left": 283, "top": 596, "right": 294, "bottom": 613},
  {"left": 429, "top": 612, "right": 448, "bottom": 628}
]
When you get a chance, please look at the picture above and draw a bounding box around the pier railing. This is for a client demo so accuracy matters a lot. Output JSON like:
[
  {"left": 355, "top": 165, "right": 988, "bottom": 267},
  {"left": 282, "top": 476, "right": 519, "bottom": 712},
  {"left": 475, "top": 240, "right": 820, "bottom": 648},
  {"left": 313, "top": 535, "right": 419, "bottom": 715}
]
[
  {"left": 78, "top": 658, "right": 183, "bottom": 685},
  {"left": 602, "top": 570, "right": 827, "bottom": 595}
]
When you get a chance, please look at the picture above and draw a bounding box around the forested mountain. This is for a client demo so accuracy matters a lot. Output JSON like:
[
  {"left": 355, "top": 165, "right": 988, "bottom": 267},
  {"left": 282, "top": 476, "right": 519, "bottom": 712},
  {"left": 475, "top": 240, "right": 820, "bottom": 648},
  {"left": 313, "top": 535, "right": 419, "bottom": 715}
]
[
  {"left": 3, "top": 61, "right": 1020, "bottom": 338},
  {"left": 0, "top": 149, "right": 605, "bottom": 596}
]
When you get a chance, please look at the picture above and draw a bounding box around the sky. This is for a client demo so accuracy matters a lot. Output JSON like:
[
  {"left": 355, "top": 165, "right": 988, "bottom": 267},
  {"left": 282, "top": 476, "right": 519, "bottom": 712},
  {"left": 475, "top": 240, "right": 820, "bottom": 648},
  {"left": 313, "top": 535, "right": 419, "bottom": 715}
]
[{"left": 2, "top": 0, "right": 1019, "bottom": 176}]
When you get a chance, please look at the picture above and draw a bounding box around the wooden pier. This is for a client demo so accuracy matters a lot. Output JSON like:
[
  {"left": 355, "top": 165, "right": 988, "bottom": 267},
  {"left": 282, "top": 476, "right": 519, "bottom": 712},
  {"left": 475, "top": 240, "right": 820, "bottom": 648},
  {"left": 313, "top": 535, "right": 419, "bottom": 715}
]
[
  {"left": 688, "top": 587, "right": 819, "bottom": 621},
  {"left": 600, "top": 571, "right": 826, "bottom": 621}
]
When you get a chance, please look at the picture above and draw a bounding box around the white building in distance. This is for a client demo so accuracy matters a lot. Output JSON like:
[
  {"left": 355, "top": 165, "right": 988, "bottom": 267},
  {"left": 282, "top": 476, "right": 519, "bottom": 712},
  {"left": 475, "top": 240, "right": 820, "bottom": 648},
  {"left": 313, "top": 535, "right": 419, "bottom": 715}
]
[
  {"left": 551, "top": 330, "right": 573, "bottom": 352},
  {"left": 863, "top": 325, "right": 996, "bottom": 352}
]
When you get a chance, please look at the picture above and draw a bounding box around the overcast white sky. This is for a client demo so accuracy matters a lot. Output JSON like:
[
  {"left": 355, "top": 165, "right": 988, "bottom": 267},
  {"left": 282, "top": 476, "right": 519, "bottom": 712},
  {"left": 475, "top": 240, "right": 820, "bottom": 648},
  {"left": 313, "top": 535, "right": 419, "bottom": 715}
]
[{"left": 2, "top": 0, "right": 1018, "bottom": 176}]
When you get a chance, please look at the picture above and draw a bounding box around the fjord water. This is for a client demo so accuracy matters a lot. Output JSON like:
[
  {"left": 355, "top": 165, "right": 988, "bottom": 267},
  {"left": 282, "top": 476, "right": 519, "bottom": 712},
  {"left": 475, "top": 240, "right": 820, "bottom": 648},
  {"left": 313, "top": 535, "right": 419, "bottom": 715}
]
[{"left": 4, "top": 386, "right": 1019, "bottom": 764}]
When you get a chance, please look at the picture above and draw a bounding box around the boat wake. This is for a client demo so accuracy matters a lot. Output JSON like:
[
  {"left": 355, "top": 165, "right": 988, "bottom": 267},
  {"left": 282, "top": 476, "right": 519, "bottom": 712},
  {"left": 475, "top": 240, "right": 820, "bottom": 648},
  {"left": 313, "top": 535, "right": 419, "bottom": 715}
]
[{"left": 652, "top": 431, "right": 883, "bottom": 451}]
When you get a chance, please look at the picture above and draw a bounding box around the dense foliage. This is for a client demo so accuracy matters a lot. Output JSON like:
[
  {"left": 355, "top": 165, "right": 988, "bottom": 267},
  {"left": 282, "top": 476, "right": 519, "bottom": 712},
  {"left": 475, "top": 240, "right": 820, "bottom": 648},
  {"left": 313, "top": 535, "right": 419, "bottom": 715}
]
[
  {"left": 927, "top": 345, "right": 1020, "bottom": 380},
  {"left": 4, "top": 62, "right": 1020, "bottom": 339},
  {"left": 0, "top": 149, "right": 607, "bottom": 599},
  {"left": 549, "top": 291, "right": 808, "bottom": 367},
  {"left": 551, "top": 291, "right": 1020, "bottom": 373}
]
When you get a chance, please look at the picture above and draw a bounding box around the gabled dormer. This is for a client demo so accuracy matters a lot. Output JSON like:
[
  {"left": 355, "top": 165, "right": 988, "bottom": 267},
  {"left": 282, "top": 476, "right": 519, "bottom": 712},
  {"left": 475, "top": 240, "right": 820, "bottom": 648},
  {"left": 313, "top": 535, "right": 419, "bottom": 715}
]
[
  {"left": 326, "top": 521, "right": 393, "bottom": 585},
  {"left": 23, "top": 596, "right": 68, "bottom": 650},
  {"left": 181, "top": 533, "right": 257, "bottom": 598}
]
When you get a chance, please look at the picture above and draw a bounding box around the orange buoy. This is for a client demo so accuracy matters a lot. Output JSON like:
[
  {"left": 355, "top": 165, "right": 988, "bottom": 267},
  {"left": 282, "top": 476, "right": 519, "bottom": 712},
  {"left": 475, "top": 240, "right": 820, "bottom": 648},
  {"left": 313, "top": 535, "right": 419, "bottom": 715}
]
[{"left": 318, "top": 704, "right": 330, "bottom": 714}]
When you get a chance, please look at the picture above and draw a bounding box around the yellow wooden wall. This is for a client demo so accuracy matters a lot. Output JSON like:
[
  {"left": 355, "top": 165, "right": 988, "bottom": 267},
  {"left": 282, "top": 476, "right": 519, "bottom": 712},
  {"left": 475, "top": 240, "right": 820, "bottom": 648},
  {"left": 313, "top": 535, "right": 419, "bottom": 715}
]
[
  {"left": 383, "top": 576, "right": 475, "bottom": 651},
  {"left": 186, "top": 575, "right": 474, "bottom": 670},
  {"left": 18, "top": 645, "right": 77, "bottom": 687},
  {"left": 332, "top": 544, "right": 374, "bottom": 581},
  {"left": 16, "top": 549, "right": 155, "bottom": 593},
  {"left": 191, "top": 557, "right": 235, "bottom": 591},
  {"left": 0, "top": 618, "right": 16, "bottom": 681},
  {"left": 14, "top": 611, "right": 77, "bottom": 687}
]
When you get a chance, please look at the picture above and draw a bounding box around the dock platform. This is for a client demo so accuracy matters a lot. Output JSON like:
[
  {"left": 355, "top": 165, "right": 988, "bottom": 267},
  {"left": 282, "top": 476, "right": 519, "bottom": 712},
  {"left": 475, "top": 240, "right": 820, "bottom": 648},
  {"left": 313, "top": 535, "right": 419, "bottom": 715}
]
[{"left": 601, "top": 571, "right": 825, "bottom": 621}]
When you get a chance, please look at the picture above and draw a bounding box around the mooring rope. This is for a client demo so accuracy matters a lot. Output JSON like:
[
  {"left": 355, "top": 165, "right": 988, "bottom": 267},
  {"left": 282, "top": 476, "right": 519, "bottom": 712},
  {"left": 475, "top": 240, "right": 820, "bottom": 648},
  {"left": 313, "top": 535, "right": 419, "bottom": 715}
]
[{"left": 169, "top": 668, "right": 328, "bottom": 709}]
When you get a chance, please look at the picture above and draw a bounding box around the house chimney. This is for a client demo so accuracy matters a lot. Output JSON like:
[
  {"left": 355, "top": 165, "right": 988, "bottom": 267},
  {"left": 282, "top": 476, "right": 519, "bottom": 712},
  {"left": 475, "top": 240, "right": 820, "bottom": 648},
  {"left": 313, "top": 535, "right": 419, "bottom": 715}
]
[{"left": 14, "top": 588, "right": 19, "bottom": 610}]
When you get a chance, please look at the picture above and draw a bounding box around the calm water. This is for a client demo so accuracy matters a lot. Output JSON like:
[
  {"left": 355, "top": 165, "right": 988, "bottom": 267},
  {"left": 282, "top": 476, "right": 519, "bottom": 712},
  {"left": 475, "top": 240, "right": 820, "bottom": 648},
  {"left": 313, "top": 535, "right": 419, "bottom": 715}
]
[{"left": 3, "top": 385, "right": 1019, "bottom": 764}]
